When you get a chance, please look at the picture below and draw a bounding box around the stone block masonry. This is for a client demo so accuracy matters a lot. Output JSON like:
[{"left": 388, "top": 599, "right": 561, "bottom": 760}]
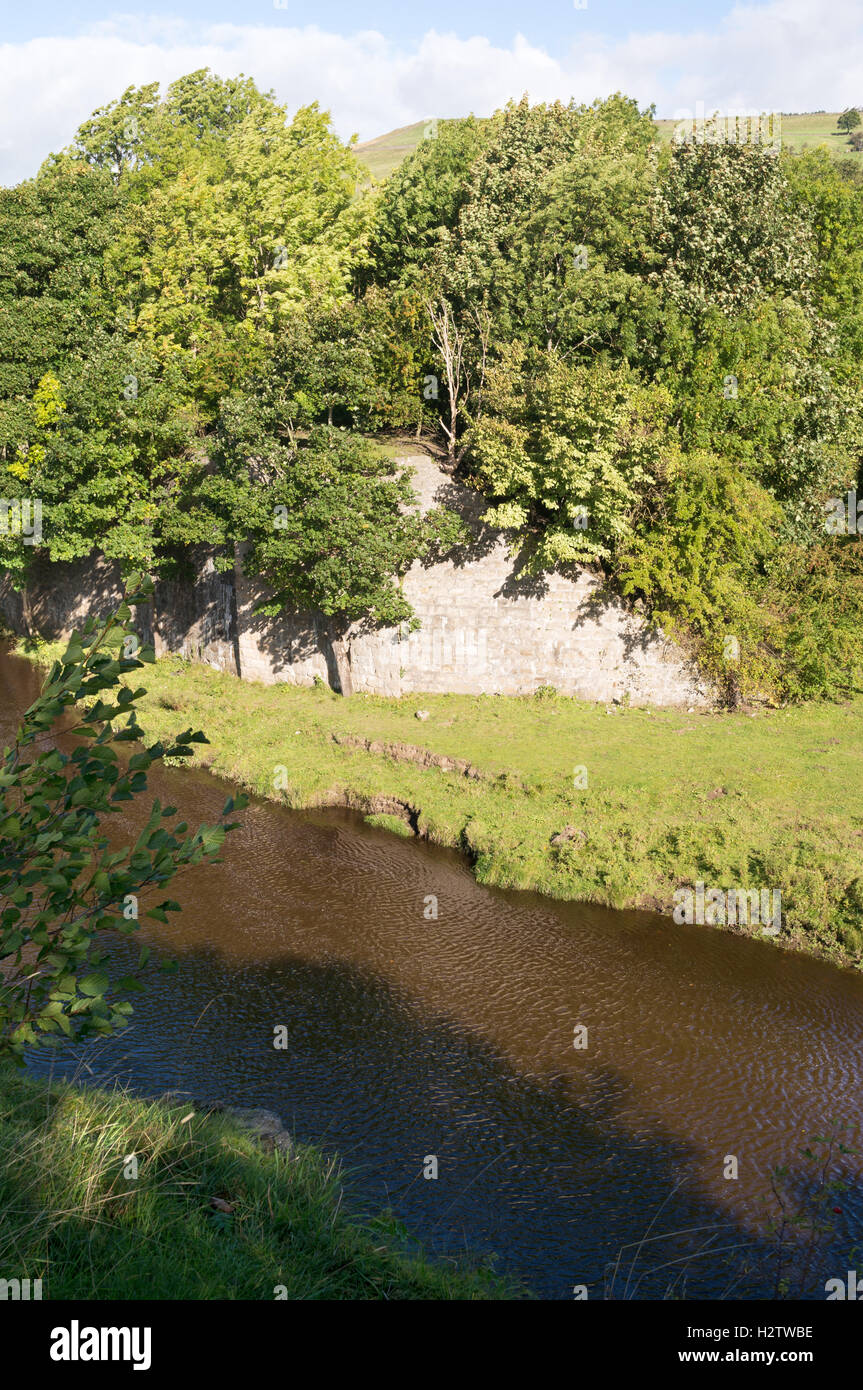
[{"left": 0, "top": 455, "right": 710, "bottom": 707}]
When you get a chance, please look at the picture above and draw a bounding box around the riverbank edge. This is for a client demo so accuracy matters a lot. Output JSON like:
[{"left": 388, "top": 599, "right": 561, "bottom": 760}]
[
  {"left": 0, "top": 1064, "right": 516, "bottom": 1300},
  {"left": 8, "top": 633, "right": 863, "bottom": 975}
]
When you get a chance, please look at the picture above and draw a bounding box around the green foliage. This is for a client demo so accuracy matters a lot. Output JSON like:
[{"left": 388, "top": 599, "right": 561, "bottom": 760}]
[
  {"left": 659, "top": 298, "right": 846, "bottom": 524},
  {"left": 772, "top": 537, "right": 863, "bottom": 701},
  {"left": 357, "top": 116, "right": 488, "bottom": 293},
  {"left": 0, "top": 581, "right": 246, "bottom": 1062},
  {"left": 200, "top": 417, "right": 466, "bottom": 627},
  {"left": 651, "top": 138, "right": 817, "bottom": 318},
  {"left": 784, "top": 147, "right": 863, "bottom": 379},
  {"left": 837, "top": 109, "right": 861, "bottom": 134},
  {"left": 0, "top": 163, "right": 125, "bottom": 449},
  {"left": 505, "top": 132, "right": 660, "bottom": 360},
  {"left": 618, "top": 453, "right": 863, "bottom": 703},
  {"left": 4, "top": 78, "right": 863, "bottom": 705},
  {"left": 618, "top": 452, "right": 783, "bottom": 700},
  {"left": 444, "top": 95, "right": 659, "bottom": 352},
  {"left": 467, "top": 344, "right": 671, "bottom": 567}
]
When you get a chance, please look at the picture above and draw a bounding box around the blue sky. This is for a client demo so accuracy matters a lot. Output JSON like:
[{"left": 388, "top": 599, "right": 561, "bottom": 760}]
[
  {"left": 1, "top": 1, "right": 861, "bottom": 185},
  {"left": 5, "top": 2, "right": 723, "bottom": 49}
]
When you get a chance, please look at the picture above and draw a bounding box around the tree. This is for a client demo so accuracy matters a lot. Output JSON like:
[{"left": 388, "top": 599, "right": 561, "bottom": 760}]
[
  {"left": 270, "top": 298, "right": 376, "bottom": 429},
  {"left": 59, "top": 82, "right": 161, "bottom": 183},
  {"left": 424, "top": 298, "right": 490, "bottom": 464},
  {"left": 465, "top": 344, "right": 671, "bottom": 569},
  {"left": 0, "top": 580, "right": 246, "bottom": 1062},
  {"left": 837, "top": 109, "right": 861, "bottom": 134},
  {"left": 651, "top": 138, "right": 817, "bottom": 320},
  {"left": 356, "top": 115, "right": 488, "bottom": 294},
  {"left": 0, "top": 342, "right": 202, "bottom": 589},
  {"left": 200, "top": 418, "right": 466, "bottom": 694},
  {"left": 0, "top": 162, "right": 126, "bottom": 458},
  {"left": 441, "top": 95, "right": 656, "bottom": 329},
  {"left": 660, "top": 297, "right": 845, "bottom": 524},
  {"left": 502, "top": 128, "right": 659, "bottom": 361}
]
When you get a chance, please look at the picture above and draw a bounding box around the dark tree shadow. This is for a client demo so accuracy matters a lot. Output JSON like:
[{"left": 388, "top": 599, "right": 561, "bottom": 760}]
[{"left": 26, "top": 945, "right": 859, "bottom": 1301}]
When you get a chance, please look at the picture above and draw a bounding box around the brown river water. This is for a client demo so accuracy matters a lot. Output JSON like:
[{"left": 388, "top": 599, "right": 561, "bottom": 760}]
[{"left": 2, "top": 641, "right": 862, "bottom": 1298}]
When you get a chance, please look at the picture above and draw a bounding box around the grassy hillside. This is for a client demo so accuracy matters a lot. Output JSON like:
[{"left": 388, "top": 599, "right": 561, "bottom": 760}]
[
  {"left": 655, "top": 110, "right": 863, "bottom": 163},
  {"left": 357, "top": 112, "right": 863, "bottom": 181},
  {"left": 354, "top": 120, "right": 430, "bottom": 179},
  {"left": 0, "top": 1065, "right": 511, "bottom": 1300}
]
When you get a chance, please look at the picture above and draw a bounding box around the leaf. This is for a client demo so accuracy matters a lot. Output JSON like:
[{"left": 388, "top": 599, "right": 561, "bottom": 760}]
[{"left": 78, "top": 971, "right": 110, "bottom": 997}]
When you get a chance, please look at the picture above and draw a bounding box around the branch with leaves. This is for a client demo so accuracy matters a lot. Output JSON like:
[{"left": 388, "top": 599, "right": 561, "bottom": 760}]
[{"left": 0, "top": 576, "right": 247, "bottom": 1062}]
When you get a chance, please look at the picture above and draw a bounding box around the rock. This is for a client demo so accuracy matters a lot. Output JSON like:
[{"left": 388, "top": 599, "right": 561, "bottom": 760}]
[
  {"left": 550, "top": 824, "right": 587, "bottom": 847},
  {"left": 271, "top": 1131, "right": 294, "bottom": 1157},
  {"left": 224, "top": 1106, "right": 285, "bottom": 1140},
  {"left": 415, "top": 709, "right": 430, "bottom": 721}
]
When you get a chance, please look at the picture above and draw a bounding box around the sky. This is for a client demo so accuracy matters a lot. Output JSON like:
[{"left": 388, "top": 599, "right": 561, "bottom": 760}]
[{"left": 1, "top": 0, "right": 862, "bottom": 185}]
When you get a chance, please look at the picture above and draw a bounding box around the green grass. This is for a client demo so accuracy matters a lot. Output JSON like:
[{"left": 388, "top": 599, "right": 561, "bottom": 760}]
[
  {"left": 0, "top": 1064, "right": 513, "bottom": 1300},
  {"left": 655, "top": 111, "right": 862, "bottom": 163},
  {"left": 354, "top": 120, "right": 429, "bottom": 180},
  {"left": 356, "top": 113, "right": 863, "bottom": 184},
  {"left": 15, "top": 636, "right": 863, "bottom": 970},
  {"left": 364, "top": 811, "right": 415, "bottom": 837}
]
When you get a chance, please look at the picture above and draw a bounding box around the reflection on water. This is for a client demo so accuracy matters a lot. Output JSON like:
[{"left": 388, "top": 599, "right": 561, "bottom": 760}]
[{"left": 2, "top": 641, "right": 862, "bottom": 1298}]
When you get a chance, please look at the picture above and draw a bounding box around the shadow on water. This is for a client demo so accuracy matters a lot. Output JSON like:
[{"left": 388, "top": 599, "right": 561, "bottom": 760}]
[
  {"left": 26, "top": 945, "right": 855, "bottom": 1302},
  {"left": 4, "top": 639, "right": 863, "bottom": 1298}
]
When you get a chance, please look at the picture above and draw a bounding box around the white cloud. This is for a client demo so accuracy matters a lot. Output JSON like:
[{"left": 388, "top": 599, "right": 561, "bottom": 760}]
[{"left": 0, "top": 0, "right": 861, "bottom": 184}]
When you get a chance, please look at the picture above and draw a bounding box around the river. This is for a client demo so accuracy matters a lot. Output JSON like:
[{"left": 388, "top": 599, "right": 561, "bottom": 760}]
[{"left": 2, "top": 640, "right": 862, "bottom": 1299}]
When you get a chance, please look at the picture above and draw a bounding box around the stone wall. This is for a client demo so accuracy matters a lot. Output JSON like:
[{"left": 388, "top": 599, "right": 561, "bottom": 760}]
[{"left": 0, "top": 455, "right": 710, "bottom": 707}]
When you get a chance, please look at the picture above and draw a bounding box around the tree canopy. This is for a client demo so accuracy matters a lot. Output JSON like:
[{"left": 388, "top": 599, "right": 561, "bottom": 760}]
[{"left": 2, "top": 76, "right": 863, "bottom": 702}]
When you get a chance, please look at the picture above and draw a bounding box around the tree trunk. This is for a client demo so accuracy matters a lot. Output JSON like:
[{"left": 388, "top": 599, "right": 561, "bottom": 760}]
[
  {"left": 20, "top": 584, "right": 32, "bottom": 639},
  {"left": 324, "top": 619, "right": 353, "bottom": 696}
]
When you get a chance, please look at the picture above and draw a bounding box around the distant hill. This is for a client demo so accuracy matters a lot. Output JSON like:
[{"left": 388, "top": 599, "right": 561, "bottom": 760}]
[
  {"left": 354, "top": 111, "right": 863, "bottom": 181},
  {"left": 655, "top": 110, "right": 863, "bottom": 161},
  {"left": 354, "top": 120, "right": 430, "bottom": 180}
]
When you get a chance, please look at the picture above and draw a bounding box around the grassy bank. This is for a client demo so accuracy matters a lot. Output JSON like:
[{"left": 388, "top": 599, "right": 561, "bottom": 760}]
[
  {"left": 13, "top": 637, "right": 863, "bottom": 971},
  {"left": 0, "top": 1065, "right": 511, "bottom": 1300}
]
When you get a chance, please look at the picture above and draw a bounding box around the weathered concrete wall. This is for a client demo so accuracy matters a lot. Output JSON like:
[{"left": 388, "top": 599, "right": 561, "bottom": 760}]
[
  {"left": 235, "top": 456, "right": 709, "bottom": 706},
  {"left": 0, "top": 455, "right": 710, "bottom": 707},
  {"left": 152, "top": 551, "right": 238, "bottom": 674},
  {"left": 0, "top": 548, "right": 235, "bottom": 674}
]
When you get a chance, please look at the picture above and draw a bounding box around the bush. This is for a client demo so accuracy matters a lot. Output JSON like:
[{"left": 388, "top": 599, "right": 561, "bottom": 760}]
[{"left": 618, "top": 453, "right": 863, "bottom": 704}]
